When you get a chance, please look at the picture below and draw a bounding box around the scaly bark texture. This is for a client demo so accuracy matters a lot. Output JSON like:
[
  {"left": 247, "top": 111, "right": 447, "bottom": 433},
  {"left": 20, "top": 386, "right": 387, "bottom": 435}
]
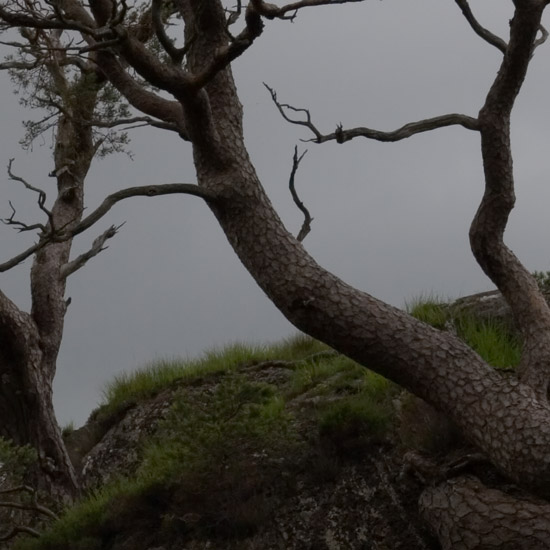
[
  {"left": 420, "top": 476, "right": 550, "bottom": 550},
  {"left": 3, "top": 0, "right": 550, "bottom": 544}
]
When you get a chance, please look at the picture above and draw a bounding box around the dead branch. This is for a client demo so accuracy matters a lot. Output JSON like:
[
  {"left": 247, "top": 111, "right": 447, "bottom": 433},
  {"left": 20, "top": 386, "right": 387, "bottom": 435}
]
[
  {"left": 265, "top": 84, "right": 479, "bottom": 143},
  {"left": 0, "top": 4, "right": 96, "bottom": 36},
  {"left": 251, "top": 0, "right": 365, "bottom": 21},
  {"left": 454, "top": 0, "right": 507, "bottom": 54},
  {"left": 0, "top": 182, "right": 215, "bottom": 273},
  {"left": 60, "top": 224, "right": 122, "bottom": 278},
  {"left": 288, "top": 146, "right": 312, "bottom": 242},
  {"left": 2, "top": 201, "right": 46, "bottom": 233},
  {"left": 5, "top": 159, "right": 54, "bottom": 230},
  {"left": 69, "top": 183, "right": 217, "bottom": 238},
  {"left": 0, "top": 241, "right": 48, "bottom": 273},
  {"left": 264, "top": 83, "right": 323, "bottom": 141}
]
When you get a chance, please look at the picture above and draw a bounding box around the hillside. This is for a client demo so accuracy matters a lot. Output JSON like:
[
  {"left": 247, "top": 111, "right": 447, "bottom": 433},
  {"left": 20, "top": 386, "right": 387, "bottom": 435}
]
[{"left": 1, "top": 298, "right": 536, "bottom": 550}]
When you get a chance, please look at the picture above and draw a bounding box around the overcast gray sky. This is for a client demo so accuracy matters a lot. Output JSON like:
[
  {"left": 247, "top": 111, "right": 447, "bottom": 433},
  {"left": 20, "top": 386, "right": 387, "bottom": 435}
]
[{"left": 2, "top": 1, "right": 550, "bottom": 426}]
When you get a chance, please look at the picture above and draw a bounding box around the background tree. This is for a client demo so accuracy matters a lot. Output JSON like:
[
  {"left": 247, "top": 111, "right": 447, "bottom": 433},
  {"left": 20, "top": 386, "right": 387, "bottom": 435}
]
[
  {"left": 0, "top": 6, "right": 208, "bottom": 499},
  {"left": 2, "top": 0, "right": 550, "bottom": 547}
]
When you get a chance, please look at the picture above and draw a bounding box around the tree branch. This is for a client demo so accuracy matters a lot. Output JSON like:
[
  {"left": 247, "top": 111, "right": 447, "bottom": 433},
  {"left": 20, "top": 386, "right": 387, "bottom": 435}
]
[
  {"left": 0, "top": 183, "right": 215, "bottom": 273},
  {"left": 93, "top": 50, "right": 189, "bottom": 138},
  {"left": 60, "top": 224, "right": 122, "bottom": 278},
  {"left": 6, "top": 159, "right": 53, "bottom": 227},
  {"left": 69, "top": 183, "right": 217, "bottom": 238},
  {"left": 288, "top": 146, "right": 312, "bottom": 242},
  {"left": 454, "top": 0, "right": 508, "bottom": 54},
  {"left": 265, "top": 84, "right": 479, "bottom": 142},
  {"left": 251, "top": 0, "right": 365, "bottom": 20},
  {"left": 151, "top": 0, "right": 186, "bottom": 63},
  {"left": 2, "top": 202, "right": 46, "bottom": 234},
  {"left": 0, "top": 241, "right": 48, "bottom": 273},
  {"left": 88, "top": 115, "right": 181, "bottom": 133}
]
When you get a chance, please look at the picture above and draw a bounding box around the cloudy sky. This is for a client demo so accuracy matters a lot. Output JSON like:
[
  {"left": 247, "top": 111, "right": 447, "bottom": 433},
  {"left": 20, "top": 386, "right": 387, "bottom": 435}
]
[{"left": 1, "top": 0, "right": 550, "bottom": 426}]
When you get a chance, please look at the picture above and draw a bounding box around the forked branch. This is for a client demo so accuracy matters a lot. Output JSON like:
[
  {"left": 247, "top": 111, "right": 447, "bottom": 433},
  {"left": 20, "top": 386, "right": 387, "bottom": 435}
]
[
  {"left": 6, "top": 159, "right": 53, "bottom": 229},
  {"left": 265, "top": 84, "right": 479, "bottom": 143},
  {"left": 251, "top": 0, "right": 365, "bottom": 21},
  {"left": 0, "top": 183, "right": 216, "bottom": 273}
]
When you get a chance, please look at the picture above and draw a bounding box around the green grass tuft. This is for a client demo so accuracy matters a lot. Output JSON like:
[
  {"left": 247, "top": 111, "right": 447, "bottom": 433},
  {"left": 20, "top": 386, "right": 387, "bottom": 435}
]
[
  {"left": 95, "top": 334, "right": 327, "bottom": 421},
  {"left": 408, "top": 296, "right": 521, "bottom": 369}
]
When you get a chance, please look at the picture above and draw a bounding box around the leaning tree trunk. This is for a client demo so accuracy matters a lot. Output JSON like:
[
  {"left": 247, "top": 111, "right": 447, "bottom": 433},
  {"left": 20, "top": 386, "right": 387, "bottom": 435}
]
[
  {"left": 176, "top": 0, "right": 550, "bottom": 494},
  {"left": 173, "top": 1, "right": 550, "bottom": 546},
  {"left": 76, "top": 0, "right": 550, "bottom": 545}
]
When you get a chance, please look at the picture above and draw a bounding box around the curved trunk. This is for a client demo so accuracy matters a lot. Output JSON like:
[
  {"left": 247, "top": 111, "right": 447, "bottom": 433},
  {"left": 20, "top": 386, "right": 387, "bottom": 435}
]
[{"left": 171, "top": 0, "right": 550, "bottom": 498}]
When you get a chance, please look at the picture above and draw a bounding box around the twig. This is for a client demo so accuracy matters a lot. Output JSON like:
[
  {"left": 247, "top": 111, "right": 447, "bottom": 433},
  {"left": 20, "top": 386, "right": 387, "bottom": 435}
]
[
  {"left": 7, "top": 159, "right": 53, "bottom": 226},
  {"left": 264, "top": 83, "right": 323, "bottom": 141},
  {"left": 60, "top": 224, "right": 123, "bottom": 278},
  {"left": 2, "top": 202, "right": 46, "bottom": 233},
  {"left": 288, "top": 146, "right": 312, "bottom": 242}
]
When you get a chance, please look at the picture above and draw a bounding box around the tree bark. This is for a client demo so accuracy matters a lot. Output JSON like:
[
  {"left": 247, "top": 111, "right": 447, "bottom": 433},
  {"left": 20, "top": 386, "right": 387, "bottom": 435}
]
[
  {"left": 157, "top": 0, "right": 550, "bottom": 498},
  {"left": 0, "top": 58, "right": 103, "bottom": 499}
]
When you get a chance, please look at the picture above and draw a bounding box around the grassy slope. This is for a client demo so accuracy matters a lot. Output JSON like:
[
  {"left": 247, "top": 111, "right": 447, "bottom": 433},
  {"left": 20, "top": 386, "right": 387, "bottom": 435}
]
[{"left": 15, "top": 301, "right": 522, "bottom": 550}]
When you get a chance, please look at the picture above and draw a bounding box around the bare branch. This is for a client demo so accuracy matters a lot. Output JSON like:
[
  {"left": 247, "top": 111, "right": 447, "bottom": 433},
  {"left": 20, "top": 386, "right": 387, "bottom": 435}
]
[
  {"left": 265, "top": 84, "right": 479, "bottom": 143},
  {"left": 60, "top": 224, "right": 122, "bottom": 278},
  {"left": 2, "top": 201, "right": 46, "bottom": 233},
  {"left": 288, "top": 146, "right": 312, "bottom": 242},
  {"left": 151, "top": 0, "right": 186, "bottom": 63},
  {"left": 251, "top": 0, "right": 365, "bottom": 20},
  {"left": 321, "top": 114, "right": 480, "bottom": 144},
  {"left": 0, "top": 183, "right": 215, "bottom": 273},
  {"left": 70, "top": 183, "right": 217, "bottom": 238},
  {"left": 454, "top": 0, "right": 507, "bottom": 54},
  {"left": 5, "top": 159, "right": 54, "bottom": 229},
  {"left": 89, "top": 115, "right": 181, "bottom": 133},
  {"left": 0, "top": 240, "right": 48, "bottom": 273},
  {"left": 264, "top": 83, "right": 323, "bottom": 140}
]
